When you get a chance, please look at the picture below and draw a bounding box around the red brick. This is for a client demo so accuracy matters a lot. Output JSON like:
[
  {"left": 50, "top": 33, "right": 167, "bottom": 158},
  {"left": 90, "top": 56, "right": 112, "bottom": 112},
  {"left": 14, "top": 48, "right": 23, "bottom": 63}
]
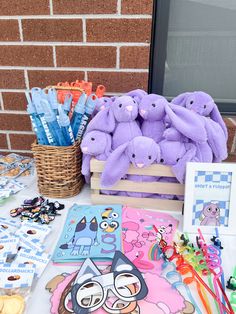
[
  {"left": 87, "top": 19, "right": 152, "bottom": 43},
  {"left": 225, "top": 154, "right": 236, "bottom": 163},
  {"left": 0, "top": 0, "right": 49, "bottom": 15},
  {"left": 0, "top": 114, "right": 32, "bottom": 131},
  {"left": 9, "top": 134, "right": 36, "bottom": 150},
  {"left": 120, "top": 46, "right": 150, "bottom": 69},
  {"left": 0, "top": 46, "right": 53, "bottom": 67},
  {"left": 2, "top": 93, "right": 27, "bottom": 111},
  {"left": 53, "top": 0, "right": 117, "bottom": 14},
  {"left": 28, "top": 70, "right": 85, "bottom": 88},
  {"left": 0, "top": 151, "right": 33, "bottom": 156},
  {"left": 57, "top": 46, "right": 116, "bottom": 68},
  {"left": 22, "top": 19, "right": 83, "bottom": 42},
  {"left": 87, "top": 71, "right": 148, "bottom": 93},
  {"left": 0, "top": 134, "right": 8, "bottom": 149},
  {"left": 0, "top": 20, "right": 20, "bottom": 41},
  {"left": 224, "top": 117, "right": 236, "bottom": 153},
  {"left": 121, "top": 0, "right": 153, "bottom": 14},
  {"left": 0, "top": 71, "right": 25, "bottom": 89}
]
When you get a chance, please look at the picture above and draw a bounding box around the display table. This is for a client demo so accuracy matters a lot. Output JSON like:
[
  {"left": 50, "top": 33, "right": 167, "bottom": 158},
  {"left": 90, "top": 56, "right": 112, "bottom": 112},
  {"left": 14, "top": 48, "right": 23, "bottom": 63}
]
[{"left": 1, "top": 175, "right": 236, "bottom": 313}]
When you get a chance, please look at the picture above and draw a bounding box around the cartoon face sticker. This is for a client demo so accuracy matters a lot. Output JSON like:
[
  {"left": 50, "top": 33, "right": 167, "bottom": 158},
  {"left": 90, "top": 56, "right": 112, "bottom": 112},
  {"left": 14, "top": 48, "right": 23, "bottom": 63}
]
[{"left": 99, "top": 221, "right": 119, "bottom": 233}]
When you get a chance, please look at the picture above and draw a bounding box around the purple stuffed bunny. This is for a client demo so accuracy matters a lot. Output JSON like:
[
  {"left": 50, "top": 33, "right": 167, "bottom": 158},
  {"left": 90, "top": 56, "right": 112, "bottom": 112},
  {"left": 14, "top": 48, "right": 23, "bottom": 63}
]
[
  {"left": 172, "top": 91, "right": 228, "bottom": 140},
  {"left": 86, "top": 95, "right": 142, "bottom": 149},
  {"left": 81, "top": 130, "right": 112, "bottom": 183},
  {"left": 101, "top": 136, "right": 161, "bottom": 188},
  {"left": 159, "top": 139, "right": 198, "bottom": 183},
  {"left": 139, "top": 94, "right": 168, "bottom": 143},
  {"left": 94, "top": 96, "right": 115, "bottom": 114},
  {"left": 163, "top": 126, "right": 213, "bottom": 163},
  {"left": 165, "top": 103, "right": 227, "bottom": 162}
]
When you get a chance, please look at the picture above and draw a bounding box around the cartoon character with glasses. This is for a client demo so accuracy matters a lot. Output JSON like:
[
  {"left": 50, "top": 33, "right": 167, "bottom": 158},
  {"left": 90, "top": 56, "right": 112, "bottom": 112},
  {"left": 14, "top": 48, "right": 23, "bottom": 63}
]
[{"left": 68, "top": 251, "right": 148, "bottom": 314}]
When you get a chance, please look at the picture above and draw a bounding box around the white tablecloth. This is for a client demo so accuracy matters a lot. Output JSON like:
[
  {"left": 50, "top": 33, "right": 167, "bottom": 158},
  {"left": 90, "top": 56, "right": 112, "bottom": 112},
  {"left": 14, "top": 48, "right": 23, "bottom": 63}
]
[{"left": 0, "top": 175, "right": 236, "bottom": 313}]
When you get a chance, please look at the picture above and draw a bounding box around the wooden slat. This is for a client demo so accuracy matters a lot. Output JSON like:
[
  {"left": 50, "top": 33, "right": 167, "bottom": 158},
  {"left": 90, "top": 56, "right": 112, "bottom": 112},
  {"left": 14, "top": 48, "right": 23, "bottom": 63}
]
[
  {"left": 90, "top": 159, "right": 175, "bottom": 177},
  {"left": 91, "top": 177, "right": 184, "bottom": 195},
  {"left": 91, "top": 194, "right": 183, "bottom": 212}
]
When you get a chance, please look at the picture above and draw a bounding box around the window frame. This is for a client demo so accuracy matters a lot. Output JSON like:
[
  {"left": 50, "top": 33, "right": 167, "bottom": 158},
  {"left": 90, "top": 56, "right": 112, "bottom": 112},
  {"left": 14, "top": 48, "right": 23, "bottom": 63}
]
[{"left": 148, "top": 0, "right": 236, "bottom": 115}]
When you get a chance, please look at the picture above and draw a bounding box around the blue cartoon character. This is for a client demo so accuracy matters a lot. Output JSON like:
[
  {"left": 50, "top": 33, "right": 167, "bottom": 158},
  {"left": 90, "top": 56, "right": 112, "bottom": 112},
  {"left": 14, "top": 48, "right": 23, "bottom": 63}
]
[
  {"left": 59, "top": 216, "right": 99, "bottom": 256},
  {"left": 99, "top": 207, "right": 119, "bottom": 233}
]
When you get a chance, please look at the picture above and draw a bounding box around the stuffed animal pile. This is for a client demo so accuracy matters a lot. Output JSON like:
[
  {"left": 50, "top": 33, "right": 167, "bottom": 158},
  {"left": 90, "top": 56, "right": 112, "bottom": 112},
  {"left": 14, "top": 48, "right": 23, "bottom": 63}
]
[{"left": 81, "top": 89, "right": 228, "bottom": 199}]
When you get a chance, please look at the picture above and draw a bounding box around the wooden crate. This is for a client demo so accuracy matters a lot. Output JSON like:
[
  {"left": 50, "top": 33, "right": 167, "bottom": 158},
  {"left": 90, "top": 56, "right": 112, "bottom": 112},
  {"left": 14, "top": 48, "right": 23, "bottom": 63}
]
[{"left": 90, "top": 159, "right": 185, "bottom": 212}]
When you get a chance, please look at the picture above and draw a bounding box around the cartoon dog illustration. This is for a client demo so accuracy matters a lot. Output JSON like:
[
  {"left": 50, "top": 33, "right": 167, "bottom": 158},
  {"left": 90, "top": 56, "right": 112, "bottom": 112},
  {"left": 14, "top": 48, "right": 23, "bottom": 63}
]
[
  {"left": 200, "top": 203, "right": 220, "bottom": 226},
  {"left": 59, "top": 217, "right": 98, "bottom": 256},
  {"left": 100, "top": 207, "right": 119, "bottom": 233}
]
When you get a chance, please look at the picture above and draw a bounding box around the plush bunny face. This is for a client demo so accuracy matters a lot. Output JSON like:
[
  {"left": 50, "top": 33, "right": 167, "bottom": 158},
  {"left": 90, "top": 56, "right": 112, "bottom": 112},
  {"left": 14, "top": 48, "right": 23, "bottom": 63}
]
[
  {"left": 95, "top": 97, "right": 113, "bottom": 112},
  {"left": 139, "top": 94, "right": 166, "bottom": 121},
  {"left": 112, "top": 96, "right": 138, "bottom": 122},
  {"left": 127, "top": 136, "right": 161, "bottom": 168},
  {"left": 81, "top": 131, "right": 111, "bottom": 156},
  {"left": 159, "top": 140, "right": 186, "bottom": 165},
  {"left": 185, "top": 91, "right": 214, "bottom": 116}
]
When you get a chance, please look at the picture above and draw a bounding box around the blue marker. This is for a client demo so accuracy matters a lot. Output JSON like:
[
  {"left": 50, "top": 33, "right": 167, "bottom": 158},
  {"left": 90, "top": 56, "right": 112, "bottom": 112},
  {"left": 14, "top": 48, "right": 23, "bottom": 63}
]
[
  {"left": 58, "top": 106, "right": 75, "bottom": 146},
  {"left": 31, "top": 89, "right": 55, "bottom": 146},
  {"left": 25, "top": 92, "right": 49, "bottom": 145},
  {"left": 71, "top": 93, "right": 87, "bottom": 138},
  {"left": 63, "top": 92, "right": 73, "bottom": 115},
  {"left": 41, "top": 100, "right": 67, "bottom": 146},
  {"left": 48, "top": 88, "right": 58, "bottom": 115},
  {"left": 77, "top": 94, "right": 97, "bottom": 140}
]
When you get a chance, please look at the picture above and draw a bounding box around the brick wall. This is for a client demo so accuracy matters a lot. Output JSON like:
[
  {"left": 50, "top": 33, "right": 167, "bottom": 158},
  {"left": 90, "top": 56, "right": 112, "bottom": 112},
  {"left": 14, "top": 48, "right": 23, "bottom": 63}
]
[{"left": 0, "top": 0, "right": 153, "bottom": 155}]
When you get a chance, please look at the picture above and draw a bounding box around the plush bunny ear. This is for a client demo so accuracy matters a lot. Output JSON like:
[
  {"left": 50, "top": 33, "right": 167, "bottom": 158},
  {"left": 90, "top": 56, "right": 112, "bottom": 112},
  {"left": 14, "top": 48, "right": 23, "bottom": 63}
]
[
  {"left": 86, "top": 107, "right": 115, "bottom": 133},
  {"left": 82, "top": 154, "right": 92, "bottom": 183},
  {"left": 101, "top": 142, "right": 130, "bottom": 187},
  {"left": 171, "top": 92, "right": 191, "bottom": 106},
  {"left": 104, "top": 133, "right": 112, "bottom": 157},
  {"left": 210, "top": 105, "right": 228, "bottom": 140},
  {"left": 165, "top": 103, "right": 207, "bottom": 143},
  {"left": 172, "top": 143, "right": 197, "bottom": 183},
  {"left": 203, "top": 117, "right": 228, "bottom": 162}
]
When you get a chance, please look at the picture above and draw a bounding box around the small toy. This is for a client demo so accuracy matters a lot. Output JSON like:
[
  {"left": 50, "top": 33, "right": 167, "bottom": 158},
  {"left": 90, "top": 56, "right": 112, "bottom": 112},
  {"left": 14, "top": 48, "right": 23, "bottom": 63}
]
[
  {"left": 10, "top": 197, "right": 64, "bottom": 225},
  {"left": 227, "top": 267, "right": 236, "bottom": 291}
]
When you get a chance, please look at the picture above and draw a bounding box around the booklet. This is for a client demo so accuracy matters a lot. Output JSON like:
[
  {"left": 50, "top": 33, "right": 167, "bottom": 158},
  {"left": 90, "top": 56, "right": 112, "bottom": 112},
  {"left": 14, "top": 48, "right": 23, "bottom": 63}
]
[{"left": 52, "top": 204, "right": 122, "bottom": 262}]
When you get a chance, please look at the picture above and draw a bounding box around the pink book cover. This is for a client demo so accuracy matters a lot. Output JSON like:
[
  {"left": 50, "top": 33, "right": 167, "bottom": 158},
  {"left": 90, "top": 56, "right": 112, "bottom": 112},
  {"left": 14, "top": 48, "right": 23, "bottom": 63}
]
[{"left": 122, "top": 206, "right": 179, "bottom": 274}]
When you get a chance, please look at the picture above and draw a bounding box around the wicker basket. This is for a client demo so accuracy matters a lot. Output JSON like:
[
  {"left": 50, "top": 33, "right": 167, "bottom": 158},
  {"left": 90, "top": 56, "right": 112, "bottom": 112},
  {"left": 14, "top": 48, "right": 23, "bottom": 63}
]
[{"left": 31, "top": 141, "right": 84, "bottom": 198}]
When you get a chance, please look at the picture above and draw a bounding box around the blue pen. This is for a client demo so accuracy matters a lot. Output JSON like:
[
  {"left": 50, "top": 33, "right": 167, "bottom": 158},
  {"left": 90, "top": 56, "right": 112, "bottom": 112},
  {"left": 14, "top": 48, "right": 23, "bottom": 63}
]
[
  {"left": 31, "top": 89, "right": 56, "bottom": 146},
  {"left": 58, "top": 106, "right": 75, "bottom": 146},
  {"left": 63, "top": 92, "right": 73, "bottom": 115},
  {"left": 48, "top": 88, "right": 59, "bottom": 115},
  {"left": 71, "top": 93, "right": 87, "bottom": 138},
  {"left": 41, "top": 100, "right": 67, "bottom": 146},
  {"left": 25, "top": 92, "right": 49, "bottom": 145},
  {"left": 77, "top": 94, "right": 97, "bottom": 140}
]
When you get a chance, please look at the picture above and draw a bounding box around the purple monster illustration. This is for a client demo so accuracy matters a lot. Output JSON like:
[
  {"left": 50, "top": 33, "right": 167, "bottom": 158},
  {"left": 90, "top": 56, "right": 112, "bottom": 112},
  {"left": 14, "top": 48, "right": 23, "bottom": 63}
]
[{"left": 200, "top": 202, "right": 221, "bottom": 226}]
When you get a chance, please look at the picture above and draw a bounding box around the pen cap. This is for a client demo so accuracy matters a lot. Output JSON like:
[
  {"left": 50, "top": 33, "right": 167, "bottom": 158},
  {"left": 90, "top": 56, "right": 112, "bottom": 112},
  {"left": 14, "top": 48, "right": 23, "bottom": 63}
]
[
  {"left": 58, "top": 105, "right": 70, "bottom": 127},
  {"left": 48, "top": 88, "right": 58, "bottom": 111},
  {"left": 31, "top": 88, "right": 44, "bottom": 114},
  {"left": 85, "top": 94, "right": 97, "bottom": 114},
  {"left": 27, "top": 103, "right": 36, "bottom": 115},
  {"left": 74, "top": 92, "right": 87, "bottom": 114},
  {"left": 63, "top": 92, "right": 73, "bottom": 112},
  {"left": 41, "top": 99, "right": 56, "bottom": 122}
]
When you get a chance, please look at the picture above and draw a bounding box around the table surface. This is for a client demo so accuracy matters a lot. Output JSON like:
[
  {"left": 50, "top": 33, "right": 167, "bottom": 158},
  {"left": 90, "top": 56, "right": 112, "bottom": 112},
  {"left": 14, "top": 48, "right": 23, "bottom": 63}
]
[{"left": 1, "top": 175, "right": 236, "bottom": 314}]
